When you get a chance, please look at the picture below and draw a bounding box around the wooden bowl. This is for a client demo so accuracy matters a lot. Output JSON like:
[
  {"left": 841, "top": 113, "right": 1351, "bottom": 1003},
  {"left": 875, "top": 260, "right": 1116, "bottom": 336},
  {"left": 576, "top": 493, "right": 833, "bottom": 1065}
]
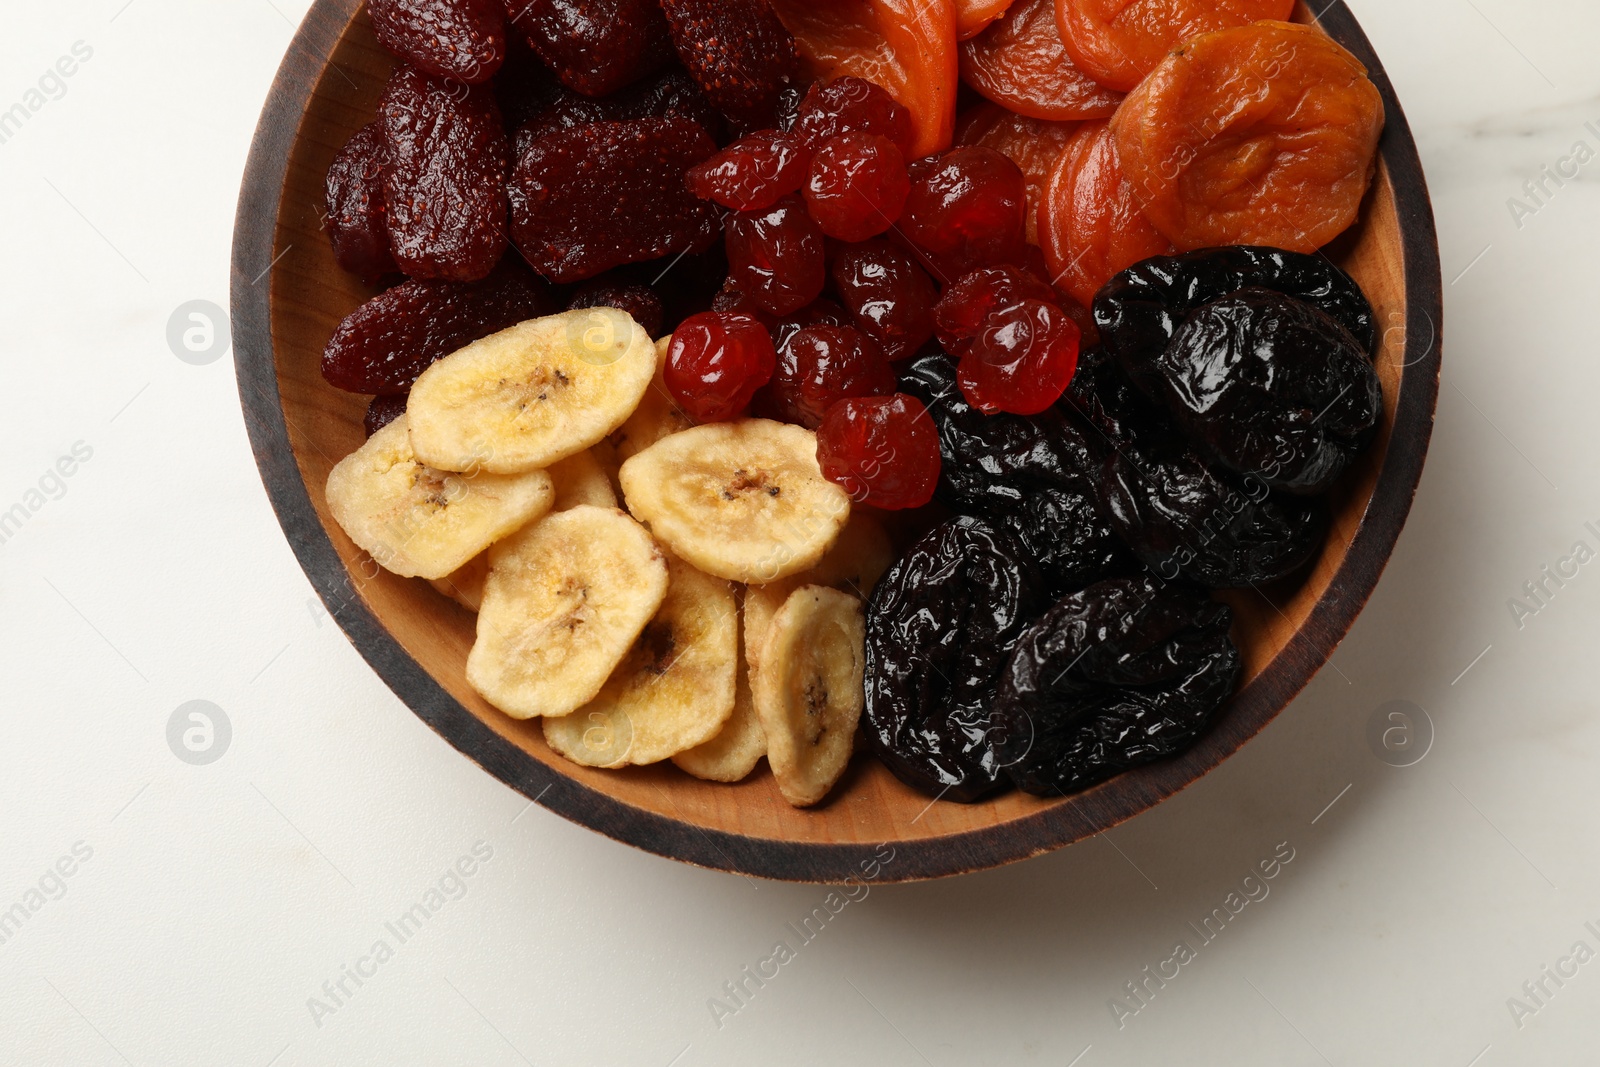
[{"left": 232, "top": 0, "right": 1441, "bottom": 883}]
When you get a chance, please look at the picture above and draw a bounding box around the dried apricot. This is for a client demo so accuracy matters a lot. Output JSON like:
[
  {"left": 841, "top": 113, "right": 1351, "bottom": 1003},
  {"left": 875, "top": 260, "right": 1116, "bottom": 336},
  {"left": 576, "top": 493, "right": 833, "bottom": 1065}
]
[
  {"left": 1111, "top": 21, "right": 1384, "bottom": 253},
  {"left": 955, "top": 102, "right": 1078, "bottom": 244},
  {"left": 956, "top": 0, "right": 1015, "bottom": 40},
  {"left": 1038, "top": 119, "right": 1170, "bottom": 309},
  {"left": 1054, "top": 0, "right": 1293, "bottom": 92},
  {"left": 960, "top": 0, "right": 1121, "bottom": 122},
  {"left": 768, "top": 0, "right": 959, "bottom": 158}
]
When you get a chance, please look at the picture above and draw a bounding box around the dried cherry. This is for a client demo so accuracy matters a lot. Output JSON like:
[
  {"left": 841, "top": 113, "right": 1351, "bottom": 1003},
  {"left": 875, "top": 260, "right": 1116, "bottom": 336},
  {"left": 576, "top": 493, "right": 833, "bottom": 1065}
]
[
  {"left": 371, "top": 0, "right": 507, "bottom": 84},
  {"left": 830, "top": 240, "right": 938, "bottom": 361},
  {"left": 816, "top": 393, "right": 942, "bottom": 509},
  {"left": 725, "top": 196, "right": 827, "bottom": 316},
  {"left": 960, "top": 0, "right": 1121, "bottom": 122},
  {"left": 504, "top": 0, "right": 673, "bottom": 97},
  {"left": 664, "top": 311, "right": 777, "bottom": 422},
  {"left": 324, "top": 123, "right": 398, "bottom": 285},
  {"left": 804, "top": 133, "right": 909, "bottom": 242},
  {"left": 863, "top": 516, "right": 1047, "bottom": 800},
  {"left": 379, "top": 65, "right": 509, "bottom": 282},
  {"left": 765, "top": 324, "right": 895, "bottom": 428},
  {"left": 660, "top": 0, "right": 800, "bottom": 129},
  {"left": 1054, "top": 0, "right": 1293, "bottom": 92},
  {"left": 958, "top": 298, "right": 1081, "bottom": 416},
  {"left": 791, "top": 77, "right": 916, "bottom": 157},
  {"left": 992, "top": 575, "right": 1241, "bottom": 795},
  {"left": 934, "top": 264, "right": 1057, "bottom": 355},
  {"left": 954, "top": 102, "right": 1079, "bottom": 245},
  {"left": 687, "top": 131, "right": 809, "bottom": 212},
  {"left": 509, "top": 116, "right": 720, "bottom": 283},
  {"left": 901, "top": 148, "right": 1028, "bottom": 278}
]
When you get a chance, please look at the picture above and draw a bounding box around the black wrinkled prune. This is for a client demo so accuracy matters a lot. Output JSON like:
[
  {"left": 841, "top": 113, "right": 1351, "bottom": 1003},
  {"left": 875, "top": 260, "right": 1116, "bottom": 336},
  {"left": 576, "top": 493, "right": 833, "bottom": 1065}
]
[
  {"left": 864, "top": 517, "right": 1047, "bottom": 802},
  {"left": 1156, "top": 289, "right": 1382, "bottom": 494},
  {"left": 1094, "top": 246, "right": 1376, "bottom": 399},
  {"left": 1101, "top": 445, "right": 1327, "bottom": 587},
  {"left": 1063, "top": 345, "right": 1172, "bottom": 452},
  {"left": 900, "top": 353, "right": 1127, "bottom": 593},
  {"left": 992, "top": 575, "right": 1241, "bottom": 796}
]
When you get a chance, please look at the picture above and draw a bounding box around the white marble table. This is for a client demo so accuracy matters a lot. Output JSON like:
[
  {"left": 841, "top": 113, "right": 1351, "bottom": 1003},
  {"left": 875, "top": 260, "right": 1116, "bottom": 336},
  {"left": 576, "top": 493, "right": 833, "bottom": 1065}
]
[{"left": 2, "top": 1, "right": 1597, "bottom": 1063}]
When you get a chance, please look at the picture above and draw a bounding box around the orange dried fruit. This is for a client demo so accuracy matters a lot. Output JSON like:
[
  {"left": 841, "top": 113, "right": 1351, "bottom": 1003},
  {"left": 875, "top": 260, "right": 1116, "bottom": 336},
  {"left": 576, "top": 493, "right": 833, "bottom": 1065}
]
[
  {"left": 956, "top": 0, "right": 1015, "bottom": 40},
  {"left": 768, "top": 0, "right": 959, "bottom": 158},
  {"left": 1111, "top": 21, "right": 1385, "bottom": 253},
  {"left": 1054, "top": 0, "right": 1293, "bottom": 92},
  {"left": 1038, "top": 119, "right": 1171, "bottom": 309},
  {"left": 955, "top": 102, "right": 1079, "bottom": 244},
  {"left": 960, "top": 0, "right": 1122, "bottom": 122}
]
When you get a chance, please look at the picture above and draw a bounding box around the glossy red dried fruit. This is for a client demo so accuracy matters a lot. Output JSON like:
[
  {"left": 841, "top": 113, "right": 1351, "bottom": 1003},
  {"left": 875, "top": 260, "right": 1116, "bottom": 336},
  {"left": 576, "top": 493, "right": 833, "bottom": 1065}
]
[
  {"left": 687, "top": 131, "right": 808, "bottom": 211},
  {"left": 364, "top": 393, "right": 409, "bottom": 436},
  {"left": 816, "top": 393, "right": 941, "bottom": 509},
  {"left": 804, "top": 133, "right": 909, "bottom": 242},
  {"left": 953, "top": 102, "right": 1078, "bottom": 245},
  {"left": 510, "top": 116, "right": 720, "bottom": 283},
  {"left": 322, "top": 265, "right": 557, "bottom": 394},
  {"left": 503, "top": 0, "right": 674, "bottom": 97},
  {"left": 566, "top": 281, "right": 665, "bottom": 338},
  {"left": 957, "top": 298, "right": 1080, "bottom": 415},
  {"left": 324, "top": 123, "right": 398, "bottom": 285},
  {"left": 660, "top": 0, "right": 800, "bottom": 129},
  {"left": 901, "top": 147, "right": 1028, "bottom": 277},
  {"left": 371, "top": 0, "right": 507, "bottom": 84},
  {"left": 934, "top": 265, "right": 1057, "bottom": 353},
  {"left": 831, "top": 240, "right": 938, "bottom": 361},
  {"left": 770, "top": 297, "right": 852, "bottom": 355},
  {"left": 664, "top": 311, "right": 778, "bottom": 422},
  {"left": 725, "top": 196, "right": 827, "bottom": 317},
  {"left": 379, "top": 66, "right": 509, "bottom": 282},
  {"left": 792, "top": 77, "right": 916, "bottom": 156},
  {"left": 766, "top": 325, "right": 896, "bottom": 428}
]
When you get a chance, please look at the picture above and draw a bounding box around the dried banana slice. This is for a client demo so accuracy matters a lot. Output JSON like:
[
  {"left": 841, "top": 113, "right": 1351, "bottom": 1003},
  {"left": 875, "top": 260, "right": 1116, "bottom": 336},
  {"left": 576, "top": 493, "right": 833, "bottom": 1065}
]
[
  {"left": 608, "top": 336, "right": 694, "bottom": 462},
  {"left": 430, "top": 551, "right": 489, "bottom": 611},
  {"left": 548, "top": 449, "right": 618, "bottom": 511},
  {"left": 753, "top": 585, "right": 867, "bottom": 807},
  {"left": 408, "top": 308, "right": 656, "bottom": 474},
  {"left": 544, "top": 555, "right": 738, "bottom": 766},
  {"left": 325, "top": 416, "right": 553, "bottom": 580},
  {"left": 619, "top": 420, "right": 852, "bottom": 584},
  {"left": 674, "top": 593, "right": 767, "bottom": 782},
  {"left": 467, "top": 506, "right": 668, "bottom": 719}
]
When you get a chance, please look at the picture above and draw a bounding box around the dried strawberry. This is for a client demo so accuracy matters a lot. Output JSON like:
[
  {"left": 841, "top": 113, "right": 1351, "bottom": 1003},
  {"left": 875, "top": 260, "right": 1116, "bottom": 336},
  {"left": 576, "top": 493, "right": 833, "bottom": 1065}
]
[
  {"left": 322, "top": 265, "right": 556, "bottom": 394},
  {"left": 370, "top": 0, "right": 507, "bottom": 84},
  {"left": 379, "top": 65, "right": 509, "bottom": 282},
  {"left": 503, "top": 0, "right": 674, "bottom": 97},
  {"left": 566, "top": 281, "right": 665, "bottom": 338},
  {"left": 516, "top": 68, "right": 725, "bottom": 153},
  {"left": 324, "top": 123, "right": 397, "bottom": 285},
  {"left": 509, "top": 117, "right": 720, "bottom": 283},
  {"left": 659, "top": 0, "right": 799, "bottom": 129},
  {"left": 364, "top": 393, "right": 409, "bottom": 436}
]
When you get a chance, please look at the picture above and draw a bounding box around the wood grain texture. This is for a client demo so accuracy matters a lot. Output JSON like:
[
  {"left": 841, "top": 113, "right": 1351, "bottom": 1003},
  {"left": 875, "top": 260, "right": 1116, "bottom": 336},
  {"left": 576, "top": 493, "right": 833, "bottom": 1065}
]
[{"left": 231, "top": 0, "right": 1442, "bottom": 883}]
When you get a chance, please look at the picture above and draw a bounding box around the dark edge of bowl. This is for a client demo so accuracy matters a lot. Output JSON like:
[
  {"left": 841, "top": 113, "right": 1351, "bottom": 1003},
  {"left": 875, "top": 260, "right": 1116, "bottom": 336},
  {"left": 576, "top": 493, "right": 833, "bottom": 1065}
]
[{"left": 232, "top": 0, "right": 1442, "bottom": 884}]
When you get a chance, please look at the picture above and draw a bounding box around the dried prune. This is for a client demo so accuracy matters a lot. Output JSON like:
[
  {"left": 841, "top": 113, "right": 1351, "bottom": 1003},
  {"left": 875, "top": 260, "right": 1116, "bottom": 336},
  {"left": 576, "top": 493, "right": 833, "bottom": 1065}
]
[
  {"left": 1062, "top": 345, "right": 1171, "bottom": 451},
  {"left": 324, "top": 123, "right": 398, "bottom": 285},
  {"left": 566, "top": 281, "right": 664, "bottom": 338},
  {"left": 864, "top": 516, "right": 1047, "bottom": 801},
  {"left": 505, "top": 0, "right": 674, "bottom": 96},
  {"left": 1093, "top": 245, "right": 1376, "bottom": 399},
  {"left": 660, "top": 0, "right": 800, "bottom": 129},
  {"left": 1102, "top": 444, "right": 1327, "bottom": 587},
  {"left": 1153, "top": 289, "right": 1381, "bottom": 495},
  {"left": 509, "top": 116, "right": 720, "bottom": 283},
  {"left": 900, "top": 353, "right": 1127, "bottom": 594},
  {"left": 992, "top": 575, "right": 1241, "bottom": 796},
  {"left": 379, "top": 65, "right": 509, "bottom": 282},
  {"left": 322, "top": 265, "right": 556, "bottom": 394},
  {"left": 364, "top": 392, "right": 409, "bottom": 436},
  {"left": 370, "top": 0, "right": 507, "bottom": 84}
]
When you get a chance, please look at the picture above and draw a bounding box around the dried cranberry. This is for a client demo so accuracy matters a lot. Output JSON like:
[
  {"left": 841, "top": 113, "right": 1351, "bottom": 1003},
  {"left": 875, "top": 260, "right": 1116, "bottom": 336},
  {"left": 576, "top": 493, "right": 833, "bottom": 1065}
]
[
  {"left": 509, "top": 116, "right": 720, "bottom": 282},
  {"left": 503, "top": 0, "right": 673, "bottom": 96},
  {"left": 379, "top": 66, "right": 509, "bottom": 282},
  {"left": 725, "top": 196, "right": 826, "bottom": 317},
  {"left": 659, "top": 0, "right": 800, "bottom": 129},
  {"left": 934, "top": 265, "right": 1058, "bottom": 354},
  {"left": 364, "top": 392, "right": 409, "bottom": 436},
  {"left": 566, "top": 281, "right": 665, "bottom": 338},
  {"left": 831, "top": 240, "right": 938, "bottom": 361},
  {"left": 816, "top": 393, "right": 941, "bottom": 510},
  {"left": 687, "top": 131, "right": 808, "bottom": 211},
  {"left": 324, "top": 123, "right": 398, "bottom": 285},
  {"left": 663, "top": 311, "right": 777, "bottom": 422},
  {"left": 957, "top": 299, "right": 1081, "bottom": 416},
  {"left": 901, "top": 147, "right": 1028, "bottom": 276},
  {"left": 322, "top": 265, "right": 557, "bottom": 394},
  {"left": 371, "top": 0, "right": 506, "bottom": 84},
  {"left": 804, "top": 133, "right": 909, "bottom": 242},
  {"left": 793, "top": 77, "right": 915, "bottom": 156},
  {"left": 766, "top": 325, "right": 896, "bottom": 428},
  {"left": 770, "top": 297, "right": 851, "bottom": 355}
]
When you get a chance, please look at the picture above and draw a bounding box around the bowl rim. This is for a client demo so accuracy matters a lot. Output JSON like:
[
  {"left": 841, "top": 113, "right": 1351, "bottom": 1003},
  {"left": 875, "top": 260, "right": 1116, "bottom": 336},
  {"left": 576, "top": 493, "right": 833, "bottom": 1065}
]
[{"left": 231, "top": 0, "right": 1442, "bottom": 884}]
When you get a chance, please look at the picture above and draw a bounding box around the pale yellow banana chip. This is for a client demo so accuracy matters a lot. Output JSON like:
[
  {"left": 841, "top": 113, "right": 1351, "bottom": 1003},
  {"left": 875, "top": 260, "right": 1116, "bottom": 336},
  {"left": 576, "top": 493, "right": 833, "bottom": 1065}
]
[
  {"left": 325, "top": 416, "right": 553, "bottom": 581},
  {"left": 752, "top": 585, "right": 866, "bottom": 808},
  {"left": 609, "top": 336, "right": 694, "bottom": 461},
  {"left": 674, "top": 591, "right": 766, "bottom": 782},
  {"left": 430, "top": 551, "right": 489, "bottom": 611},
  {"left": 619, "top": 420, "right": 852, "bottom": 583},
  {"left": 408, "top": 308, "right": 656, "bottom": 474},
  {"left": 468, "top": 506, "right": 667, "bottom": 719},
  {"left": 544, "top": 555, "right": 737, "bottom": 766},
  {"left": 548, "top": 449, "right": 618, "bottom": 511}
]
